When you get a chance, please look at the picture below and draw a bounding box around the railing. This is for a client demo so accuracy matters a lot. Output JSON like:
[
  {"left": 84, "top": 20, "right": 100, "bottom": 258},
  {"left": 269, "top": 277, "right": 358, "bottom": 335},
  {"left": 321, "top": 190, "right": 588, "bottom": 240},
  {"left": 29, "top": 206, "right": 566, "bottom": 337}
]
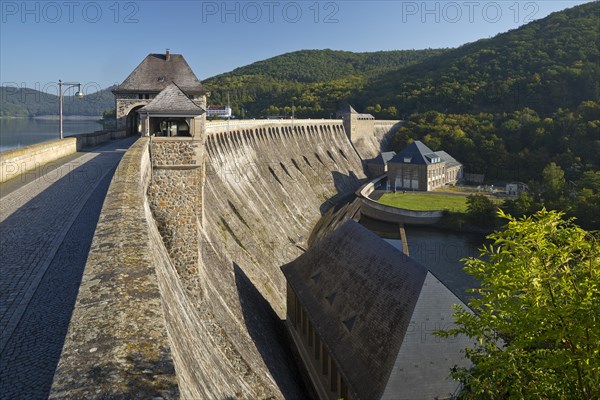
[{"left": 205, "top": 118, "right": 343, "bottom": 131}]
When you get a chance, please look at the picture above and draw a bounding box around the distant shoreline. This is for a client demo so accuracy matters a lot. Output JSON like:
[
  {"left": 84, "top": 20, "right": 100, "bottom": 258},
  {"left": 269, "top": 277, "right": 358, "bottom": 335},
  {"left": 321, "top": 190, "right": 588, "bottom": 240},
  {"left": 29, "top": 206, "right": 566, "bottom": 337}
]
[{"left": 0, "top": 115, "right": 101, "bottom": 121}]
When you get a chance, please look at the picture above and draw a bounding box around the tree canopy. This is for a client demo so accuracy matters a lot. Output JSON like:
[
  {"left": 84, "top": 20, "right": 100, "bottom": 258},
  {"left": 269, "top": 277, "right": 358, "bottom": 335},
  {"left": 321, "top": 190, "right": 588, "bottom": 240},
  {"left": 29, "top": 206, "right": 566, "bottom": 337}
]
[
  {"left": 203, "top": 2, "right": 598, "bottom": 119},
  {"left": 437, "top": 209, "right": 600, "bottom": 399}
]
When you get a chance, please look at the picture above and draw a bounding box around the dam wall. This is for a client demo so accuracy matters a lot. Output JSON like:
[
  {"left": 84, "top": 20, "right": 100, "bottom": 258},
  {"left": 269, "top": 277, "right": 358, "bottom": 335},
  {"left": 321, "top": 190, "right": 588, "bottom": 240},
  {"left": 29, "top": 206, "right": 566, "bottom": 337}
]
[
  {"left": 203, "top": 120, "right": 366, "bottom": 316},
  {"left": 0, "top": 129, "right": 128, "bottom": 184},
  {"left": 351, "top": 120, "right": 401, "bottom": 160},
  {"left": 52, "top": 119, "right": 368, "bottom": 398},
  {"left": 50, "top": 135, "right": 302, "bottom": 398}
]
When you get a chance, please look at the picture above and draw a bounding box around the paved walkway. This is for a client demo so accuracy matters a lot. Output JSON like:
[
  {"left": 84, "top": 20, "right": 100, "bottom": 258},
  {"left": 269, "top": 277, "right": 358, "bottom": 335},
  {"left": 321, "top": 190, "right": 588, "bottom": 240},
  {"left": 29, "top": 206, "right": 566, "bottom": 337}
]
[{"left": 0, "top": 136, "right": 138, "bottom": 399}]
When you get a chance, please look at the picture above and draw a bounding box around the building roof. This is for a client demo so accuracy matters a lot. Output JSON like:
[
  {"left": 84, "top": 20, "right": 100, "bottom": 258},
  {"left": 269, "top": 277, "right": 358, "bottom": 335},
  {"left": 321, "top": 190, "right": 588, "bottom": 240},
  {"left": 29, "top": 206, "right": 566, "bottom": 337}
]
[
  {"left": 435, "top": 150, "right": 462, "bottom": 169},
  {"left": 390, "top": 140, "right": 442, "bottom": 165},
  {"left": 369, "top": 151, "right": 397, "bottom": 166},
  {"left": 137, "top": 82, "right": 204, "bottom": 116},
  {"left": 113, "top": 52, "right": 205, "bottom": 95},
  {"left": 281, "top": 220, "right": 471, "bottom": 400}
]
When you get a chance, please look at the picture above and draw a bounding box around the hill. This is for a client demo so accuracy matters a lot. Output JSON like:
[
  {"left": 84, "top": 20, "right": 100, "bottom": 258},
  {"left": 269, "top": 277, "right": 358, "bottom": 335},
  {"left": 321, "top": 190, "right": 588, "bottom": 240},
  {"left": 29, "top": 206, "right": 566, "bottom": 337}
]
[
  {"left": 204, "top": 49, "right": 447, "bottom": 118},
  {"left": 204, "top": 2, "right": 599, "bottom": 118},
  {"left": 359, "top": 1, "right": 599, "bottom": 116},
  {"left": 0, "top": 86, "right": 115, "bottom": 118}
]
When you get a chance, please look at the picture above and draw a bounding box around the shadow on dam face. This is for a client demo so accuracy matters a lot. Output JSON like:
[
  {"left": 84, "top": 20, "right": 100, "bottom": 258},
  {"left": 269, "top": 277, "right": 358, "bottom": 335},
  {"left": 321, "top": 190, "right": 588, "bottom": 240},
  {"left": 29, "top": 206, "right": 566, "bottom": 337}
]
[
  {"left": 233, "top": 263, "right": 310, "bottom": 399},
  {"left": 319, "top": 170, "right": 361, "bottom": 215}
]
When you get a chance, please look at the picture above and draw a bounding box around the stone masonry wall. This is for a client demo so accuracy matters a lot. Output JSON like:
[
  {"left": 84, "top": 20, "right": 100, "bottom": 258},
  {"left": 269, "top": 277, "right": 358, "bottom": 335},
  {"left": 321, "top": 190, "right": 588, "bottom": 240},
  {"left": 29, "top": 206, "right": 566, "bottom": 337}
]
[
  {"left": 203, "top": 121, "right": 366, "bottom": 317},
  {"left": 151, "top": 139, "right": 202, "bottom": 166},
  {"left": 115, "top": 96, "right": 150, "bottom": 130},
  {"left": 147, "top": 139, "right": 204, "bottom": 300}
]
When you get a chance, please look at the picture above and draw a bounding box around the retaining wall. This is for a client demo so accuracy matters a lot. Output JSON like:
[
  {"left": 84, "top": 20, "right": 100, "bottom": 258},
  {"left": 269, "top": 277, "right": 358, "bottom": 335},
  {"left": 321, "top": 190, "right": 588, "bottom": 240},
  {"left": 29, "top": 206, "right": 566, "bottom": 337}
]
[
  {"left": 357, "top": 177, "right": 444, "bottom": 225},
  {"left": 0, "top": 129, "right": 127, "bottom": 184}
]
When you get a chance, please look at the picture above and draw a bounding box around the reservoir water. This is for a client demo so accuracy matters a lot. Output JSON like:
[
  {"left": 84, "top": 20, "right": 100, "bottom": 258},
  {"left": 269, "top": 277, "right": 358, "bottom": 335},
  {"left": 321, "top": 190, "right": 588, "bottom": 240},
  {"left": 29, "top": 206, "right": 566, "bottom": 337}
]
[{"left": 0, "top": 118, "right": 102, "bottom": 152}]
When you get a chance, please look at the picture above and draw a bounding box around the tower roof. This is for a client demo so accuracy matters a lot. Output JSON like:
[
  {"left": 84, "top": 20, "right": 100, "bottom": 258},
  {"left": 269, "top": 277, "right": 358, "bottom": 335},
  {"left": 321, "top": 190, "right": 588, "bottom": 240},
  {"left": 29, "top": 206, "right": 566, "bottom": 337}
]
[
  {"left": 113, "top": 52, "right": 205, "bottom": 95},
  {"left": 138, "top": 82, "right": 203, "bottom": 116}
]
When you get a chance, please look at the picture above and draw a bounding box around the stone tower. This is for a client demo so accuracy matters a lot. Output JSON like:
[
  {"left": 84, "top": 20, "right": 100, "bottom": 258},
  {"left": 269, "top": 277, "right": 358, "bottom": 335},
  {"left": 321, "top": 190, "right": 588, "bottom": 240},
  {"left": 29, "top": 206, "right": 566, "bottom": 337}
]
[
  {"left": 112, "top": 49, "right": 207, "bottom": 135},
  {"left": 113, "top": 50, "right": 207, "bottom": 289},
  {"left": 340, "top": 104, "right": 375, "bottom": 144}
]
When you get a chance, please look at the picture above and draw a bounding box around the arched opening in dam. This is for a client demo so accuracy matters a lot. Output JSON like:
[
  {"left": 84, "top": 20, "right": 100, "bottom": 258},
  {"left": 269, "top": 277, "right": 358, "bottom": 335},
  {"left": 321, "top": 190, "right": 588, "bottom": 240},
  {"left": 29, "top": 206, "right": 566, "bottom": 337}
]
[{"left": 125, "top": 105, "right": 145, "bottom": 135}]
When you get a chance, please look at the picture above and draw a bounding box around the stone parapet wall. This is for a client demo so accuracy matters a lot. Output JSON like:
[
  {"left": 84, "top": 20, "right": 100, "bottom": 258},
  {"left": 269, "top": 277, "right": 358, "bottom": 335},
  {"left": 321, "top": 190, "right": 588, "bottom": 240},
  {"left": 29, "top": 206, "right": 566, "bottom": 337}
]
[
  {"left": 0, "top": 129, "right": 128, "bottom": 184},
  {"left": 0, "top": 138, "right": 77, "bottom": 183},
  {"left": 50, "top": 137, "right": 179, "bottom": 399},
  {"left": 75, "top": 128, "right": 129, "bottom": 148}
]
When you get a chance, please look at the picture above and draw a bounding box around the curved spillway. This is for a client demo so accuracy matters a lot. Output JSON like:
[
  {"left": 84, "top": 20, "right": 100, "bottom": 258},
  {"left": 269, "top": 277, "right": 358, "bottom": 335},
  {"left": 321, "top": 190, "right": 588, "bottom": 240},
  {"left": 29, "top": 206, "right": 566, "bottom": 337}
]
[{"left": 204, "top": 121, "right": 364, "bottom": 313}]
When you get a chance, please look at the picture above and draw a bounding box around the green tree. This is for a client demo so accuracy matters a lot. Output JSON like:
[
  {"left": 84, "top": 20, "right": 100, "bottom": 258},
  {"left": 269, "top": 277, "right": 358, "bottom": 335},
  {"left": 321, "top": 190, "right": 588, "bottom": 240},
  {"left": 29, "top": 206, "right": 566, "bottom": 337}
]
[
  {"left": 501, "top": 192, "right": 535, "bottom": 218},
  {"left": 573, "top": 171, "right": 600, "bottom": 230},
  {"left": 466, "top": 194, "right": 497, "bottom": 227},
  {"left": 541, "top": 162, "right": 568, "bottom": 209},
  {"left": 98, "top": 108, "right": 116, "bottom": 130},
  {"left": 437, "top": 210, "right": 600, "bottom": 399}
]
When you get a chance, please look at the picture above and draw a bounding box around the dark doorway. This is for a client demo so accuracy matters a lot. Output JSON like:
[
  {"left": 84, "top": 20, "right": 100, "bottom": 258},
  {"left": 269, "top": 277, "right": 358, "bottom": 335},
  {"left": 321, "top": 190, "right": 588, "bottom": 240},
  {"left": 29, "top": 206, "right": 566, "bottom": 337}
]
[{"left": 126, "top": 105, "right": 145, "bottom": 135}]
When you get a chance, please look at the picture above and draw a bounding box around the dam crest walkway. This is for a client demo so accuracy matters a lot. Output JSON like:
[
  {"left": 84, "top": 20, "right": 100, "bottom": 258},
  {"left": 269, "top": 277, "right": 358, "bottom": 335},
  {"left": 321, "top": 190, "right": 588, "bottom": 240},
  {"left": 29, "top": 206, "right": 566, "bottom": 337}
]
[{"left": 0, "top": 136, "right": 137, "bottom": 399}]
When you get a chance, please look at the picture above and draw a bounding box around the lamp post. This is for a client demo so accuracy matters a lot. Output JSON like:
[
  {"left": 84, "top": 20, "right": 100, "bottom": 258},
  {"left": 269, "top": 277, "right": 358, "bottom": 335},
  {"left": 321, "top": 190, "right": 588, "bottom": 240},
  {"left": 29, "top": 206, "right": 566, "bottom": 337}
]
[{"left": 59, "top": 80, "right": 84, "bottom": 139}]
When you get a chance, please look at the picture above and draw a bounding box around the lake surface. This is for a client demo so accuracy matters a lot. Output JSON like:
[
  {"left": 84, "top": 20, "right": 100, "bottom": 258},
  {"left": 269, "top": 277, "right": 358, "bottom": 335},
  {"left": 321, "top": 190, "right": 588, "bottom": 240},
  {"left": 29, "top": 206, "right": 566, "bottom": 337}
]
[{"left": 0, "top": 118, "right": 102, "bottom": 152}]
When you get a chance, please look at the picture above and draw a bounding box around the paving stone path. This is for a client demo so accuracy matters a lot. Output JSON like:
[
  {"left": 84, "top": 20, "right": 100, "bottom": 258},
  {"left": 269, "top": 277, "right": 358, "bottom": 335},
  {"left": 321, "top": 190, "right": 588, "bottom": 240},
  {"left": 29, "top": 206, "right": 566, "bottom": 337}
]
[{"left": 0, "top": 136, "right": 137, "bottom": 399}]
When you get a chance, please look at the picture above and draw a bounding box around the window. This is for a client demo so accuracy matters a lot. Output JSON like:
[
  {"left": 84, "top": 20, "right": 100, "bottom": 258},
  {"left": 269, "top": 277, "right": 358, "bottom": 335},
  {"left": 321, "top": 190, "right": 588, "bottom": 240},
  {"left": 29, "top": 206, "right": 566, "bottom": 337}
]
[
  {"left": 295, "top": 297, "right": 301, "bottom": 327},
  {"left": 340, "top": 379, "right": 349, "bottom": 399},
  {"left": 322, "top": 346, "right": 329, "bottom": 375},
  {"left": 314, "top": 335, "right": 321, "bottom": 360},
  {"left": 330, "top": 360, "right": 338, "bottom": 392}
]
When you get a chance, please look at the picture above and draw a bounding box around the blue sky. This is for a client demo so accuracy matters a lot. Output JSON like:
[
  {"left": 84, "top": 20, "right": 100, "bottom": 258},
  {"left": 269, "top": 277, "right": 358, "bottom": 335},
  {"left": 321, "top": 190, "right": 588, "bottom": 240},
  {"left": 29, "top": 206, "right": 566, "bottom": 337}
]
[{"left": 0, "top": 0, "right": 593, "bottom": 93}]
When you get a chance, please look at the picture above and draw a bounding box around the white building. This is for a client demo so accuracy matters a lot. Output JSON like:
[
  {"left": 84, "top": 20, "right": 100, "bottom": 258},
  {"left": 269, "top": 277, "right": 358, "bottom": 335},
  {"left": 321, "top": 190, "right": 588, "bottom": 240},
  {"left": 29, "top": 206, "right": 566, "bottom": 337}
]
[{"left": 206, "top": 105, "right": 232, "bottom": 118}]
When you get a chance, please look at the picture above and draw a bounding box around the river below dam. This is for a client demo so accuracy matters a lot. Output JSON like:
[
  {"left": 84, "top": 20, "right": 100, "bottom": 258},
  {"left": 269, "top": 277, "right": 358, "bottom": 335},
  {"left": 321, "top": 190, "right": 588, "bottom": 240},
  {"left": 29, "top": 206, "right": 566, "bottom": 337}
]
[
  {"left": 360, "top": 216, "right": 484, "bottom": 303},
  {"left": 0, "top": 118, "right": 102, "bottom": 152}
]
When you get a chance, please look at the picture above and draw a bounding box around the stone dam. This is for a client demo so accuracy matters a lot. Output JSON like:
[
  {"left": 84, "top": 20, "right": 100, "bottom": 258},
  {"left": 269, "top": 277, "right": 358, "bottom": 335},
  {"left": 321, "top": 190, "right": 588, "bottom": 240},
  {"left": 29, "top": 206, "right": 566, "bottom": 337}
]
[{"left": 48, "top": 119, "right": 399, "bottom": 399}]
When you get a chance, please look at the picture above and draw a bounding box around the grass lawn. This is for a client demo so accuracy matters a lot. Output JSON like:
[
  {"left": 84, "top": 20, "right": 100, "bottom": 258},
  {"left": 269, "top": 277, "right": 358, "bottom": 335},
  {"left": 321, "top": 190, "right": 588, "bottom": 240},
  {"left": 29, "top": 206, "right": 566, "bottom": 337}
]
[{"left": 377, "top": 192, "right": 469, "bottom": 212}]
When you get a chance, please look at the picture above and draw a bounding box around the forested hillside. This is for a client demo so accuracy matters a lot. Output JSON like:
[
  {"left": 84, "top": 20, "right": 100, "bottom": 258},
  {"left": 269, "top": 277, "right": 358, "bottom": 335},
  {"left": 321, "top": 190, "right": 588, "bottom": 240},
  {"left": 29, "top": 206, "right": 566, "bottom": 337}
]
[
  {"left": 0, "top": 86, "right": 115, "bottom": 117},
  {"left": 359, "top": 1, "right": 599, "bottom": 116},
  {"left": 205, "top": 2, "right": 598, "bottom": 119},
  {"left": 204, "top": 49, "right": 447, "bottom": 118}
]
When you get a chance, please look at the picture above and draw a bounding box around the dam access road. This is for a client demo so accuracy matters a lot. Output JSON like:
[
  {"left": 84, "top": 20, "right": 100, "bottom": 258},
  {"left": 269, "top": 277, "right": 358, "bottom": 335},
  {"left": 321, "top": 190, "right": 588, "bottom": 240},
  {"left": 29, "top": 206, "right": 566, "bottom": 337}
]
[{"left": 0, "top": 136, "right": 137, "bottom": 399}]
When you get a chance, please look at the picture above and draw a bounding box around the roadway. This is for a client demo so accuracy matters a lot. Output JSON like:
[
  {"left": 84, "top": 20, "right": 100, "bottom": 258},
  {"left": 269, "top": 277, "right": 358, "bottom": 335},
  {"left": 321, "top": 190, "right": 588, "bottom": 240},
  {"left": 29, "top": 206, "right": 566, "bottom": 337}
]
[{"left": 0, "top": 136, "right": 138, "bottom": 399}]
